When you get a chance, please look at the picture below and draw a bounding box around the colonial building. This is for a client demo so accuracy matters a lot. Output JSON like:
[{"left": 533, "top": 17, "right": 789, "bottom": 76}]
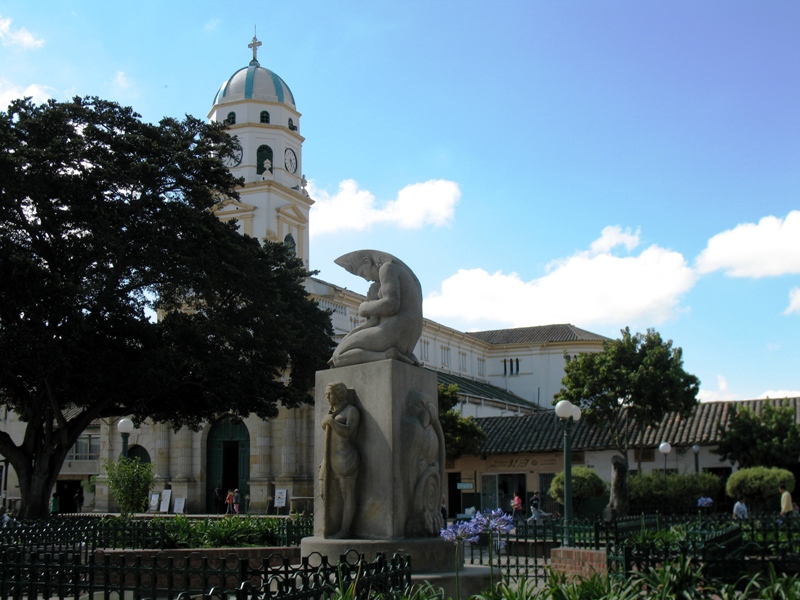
[{"left": 0, "top": 37, "right": 608, "bottom": 515}]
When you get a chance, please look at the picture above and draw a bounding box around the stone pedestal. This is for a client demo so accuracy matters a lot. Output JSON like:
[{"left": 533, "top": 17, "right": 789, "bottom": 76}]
[{"left": 313, "top": 360, "right": 441, "bottom": 540}]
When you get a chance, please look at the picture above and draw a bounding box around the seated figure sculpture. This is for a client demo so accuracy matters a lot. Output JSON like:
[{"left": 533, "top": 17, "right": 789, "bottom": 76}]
[{"left": 329, "top": 250, "right": 423, "bottom": 368}]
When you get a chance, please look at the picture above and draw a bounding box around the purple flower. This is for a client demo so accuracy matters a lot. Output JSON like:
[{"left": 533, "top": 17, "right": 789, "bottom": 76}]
[
  {"left": 440, "top": 520, "right": 479, "bottom": 544},
  {"left": 698, "top": 497, "right": 713, "bottom": 508},
  {"left": 471, "top": 508, "right": 514, "bottom": 535}
]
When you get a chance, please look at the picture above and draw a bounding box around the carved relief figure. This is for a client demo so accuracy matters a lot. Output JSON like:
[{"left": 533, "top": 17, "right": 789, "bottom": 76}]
[
  {"left": 329, "top": 250, "right": 423, "bottom": 368},
  {"left": 320, "top": 382, "right": 360, "bottom": 538},
  {"left": 402, "top": 390, "right": 445, "bottom": 537}
]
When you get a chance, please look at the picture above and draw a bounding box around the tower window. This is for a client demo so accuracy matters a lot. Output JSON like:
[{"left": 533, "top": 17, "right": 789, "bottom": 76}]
[
  {"left": 284, "top": 233, "right": 296, "bottom": 256},
  {"left": 288, "top": 118, "right": 297, "bottom": 131},
  {"left": 260, "top": 111, "right": 270, "bottom": 124},
  {"left": 256, "top": 145, "right": 273, "bottom": 175},
  {"left": 226, "top": 112, "right": 236, "bottom": 125}
]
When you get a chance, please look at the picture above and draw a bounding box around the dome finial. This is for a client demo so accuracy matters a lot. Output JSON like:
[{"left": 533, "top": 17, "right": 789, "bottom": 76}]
[{"left": 248, "top": 26, "right": 262, "bottom": 65}]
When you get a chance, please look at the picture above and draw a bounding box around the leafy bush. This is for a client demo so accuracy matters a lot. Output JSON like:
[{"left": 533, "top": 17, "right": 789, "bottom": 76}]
[
  {"left": 103, "top": 457, "right": 155, "bottom": 516},
  {"left": 548, "top": 466, "right": 608, "bottom": 514},
  {"left": 726, "top": 466, "right": 795, "bottom": 513},
  {"left": 629, "top": 471, "right": 720, "bottom": 514}
]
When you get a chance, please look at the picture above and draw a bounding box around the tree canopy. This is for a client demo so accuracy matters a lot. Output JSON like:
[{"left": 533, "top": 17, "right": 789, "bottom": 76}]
[
  {"left": 555, "top": 327, "right": 699, "bottom": 458},
  {"left": 437, "top": 383, "right": 486, "bottom": 461},
  {"left": 714, "top": 401, "right": 800, "bottom": 470},
  {"left": 0, "top": 96, "right": 334, "bottom": 517}
]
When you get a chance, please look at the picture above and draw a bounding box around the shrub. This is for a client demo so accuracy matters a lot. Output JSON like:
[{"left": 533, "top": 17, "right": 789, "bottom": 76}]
[
  {"left": 726, "top": 466, "right": 795, "bottom": 513},
  {"left": 629, "top": 471, "right": 720, "bottom": 514},
  {"left": 549, "top": 466, "right": 608, "bottom": 514},
  {"left": 103, "top": 457, "right": 155, "bottom": 517}
]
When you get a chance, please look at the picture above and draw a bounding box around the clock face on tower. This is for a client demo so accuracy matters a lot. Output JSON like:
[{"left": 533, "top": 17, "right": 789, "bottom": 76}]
[
  {"left": 284, "top": 148, "right": 297, "bottom": 174},
  {"left": 222, "top": 142, "right": 243, "bottom": 168}
]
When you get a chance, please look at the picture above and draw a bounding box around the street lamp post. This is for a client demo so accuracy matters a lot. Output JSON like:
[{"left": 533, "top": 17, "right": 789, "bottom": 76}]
[
  {"left": 659, "top": 442, "right": 671, "bottom": 489},
  {"left": 555, "top": 400, "right": 582, "bottom": 546},
  {"left": 692, "top": 444, "right": 700, "bottom": 474},
  {"left": 117, "top": 418, "right": 134, "bottom": 459}
]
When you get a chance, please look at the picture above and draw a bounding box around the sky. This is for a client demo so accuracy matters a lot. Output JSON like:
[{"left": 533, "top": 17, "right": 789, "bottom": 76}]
[{"left": 2, "top": 1, "right": 799, "bottom": 402}]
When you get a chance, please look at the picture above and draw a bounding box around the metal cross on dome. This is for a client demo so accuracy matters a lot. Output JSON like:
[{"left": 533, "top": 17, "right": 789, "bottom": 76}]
[{"left": 248, "top": 30, "right": 262, "bottom": 63}]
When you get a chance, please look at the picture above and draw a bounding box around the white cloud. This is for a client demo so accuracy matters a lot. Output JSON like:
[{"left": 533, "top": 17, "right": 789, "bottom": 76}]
[
  {"left": 696, "top": 211, "right": 800, "bottom": 277},
  {"left": 204, "top": 19, "right": 221, "bottom": 32},
  {"left": 0, "top": 16, "right": 44, "bottom": 49},
  {"left": 784, "top": 287, "right": 800, "bottom": 316},
  {"left": 424, "top": 226, "right": 697, "bottom": 328},
  {"left": 309, "top": 179, "right": 460, "bottom": 237},
  {"left": 114, "top": 71, "right": 132, "bottom": 89},
  {"left": 0, "top": 80, "right": 52, "bottom": 109},
  {"left": 697, "top": 376, "right": 740, "bottom": 403}
]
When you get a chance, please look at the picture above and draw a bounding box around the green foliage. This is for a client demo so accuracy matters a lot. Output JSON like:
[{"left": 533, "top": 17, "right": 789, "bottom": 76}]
[
  {"left": 103, "top": 457, "right": 155, "bottom": 516},
  {"left": 714, "top": 400, "right": 800, "bottom": 469},
  {"left": 0, "top": 96, "right": 333, "bottom": 517},
  {"left": 629, "top": 471, "right": 721, "bottom": 514},
  {"left": 726, "top": 466, "right": 795, "bottom": 513},
  {"left": 548, "top": 466, "right": 608, "bottom": 514},
  {"left": 437, "top": 383, "right": 486, "bottom": 461},
  {"left": 555, "top": 327, "right": 699, "bottom": 459},
  {"left": 636, "top": 555, "right": 715, "bottom": 599}
]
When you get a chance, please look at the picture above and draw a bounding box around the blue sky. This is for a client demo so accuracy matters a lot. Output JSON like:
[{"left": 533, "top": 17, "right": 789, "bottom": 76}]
[{"left": 2, "top": 1, "right": 799, "bottom": 401}]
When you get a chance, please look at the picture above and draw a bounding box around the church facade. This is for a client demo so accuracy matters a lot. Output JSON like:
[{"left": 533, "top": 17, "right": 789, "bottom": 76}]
[{"left": 0, "top": 38, "right": 608, "bottom": 515}]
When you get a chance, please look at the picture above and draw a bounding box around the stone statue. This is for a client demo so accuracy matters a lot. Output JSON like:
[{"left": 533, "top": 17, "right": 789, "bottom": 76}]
[
  {"left": 329, "top": 250, "right": 423, "bottom": 368},
  {"left": 320, "top": 382, "right": 360, "bottom": 538},
  {"left": 402, "top": 390, "right": 445, "bottom": 537}
]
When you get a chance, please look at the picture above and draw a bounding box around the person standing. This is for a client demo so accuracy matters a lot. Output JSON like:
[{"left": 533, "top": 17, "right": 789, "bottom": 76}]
[
  {"left": 74, "top": 489, "right": 84, "bottom": 514},
  {"left": 50, "top": 493, "right": 59, "bottom": 516},
  {"left": 732, "top": 497, "right": 748, "bottom": 520},
  {"left": 225, "top": 489, "right": 234, "bottom": 515},
  {"left": 233, "top": 489, "right": 241, "bottom": 515},
  {"left": 214, "top": 484, "right": 224, "bottom": 515}
]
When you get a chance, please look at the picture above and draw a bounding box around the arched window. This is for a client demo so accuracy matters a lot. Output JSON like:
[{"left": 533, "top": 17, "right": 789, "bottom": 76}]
[
  {"left": 288, "top": 118, "right": 297, "bottom": 131},
  {"left": 260, "top": 111, "right": 270, "bottom": 124},
  {"left": 127, "top": 445, "right": 151, "bottom": 464},
  {"left": 284, "top": 233, "right": 296, "bottom": 255},
  {"left": 256, "top": 145, "right": 273, "bottom": 175},
  {"left": 226, "top": 112, "right": 236, "bottom": 125}
]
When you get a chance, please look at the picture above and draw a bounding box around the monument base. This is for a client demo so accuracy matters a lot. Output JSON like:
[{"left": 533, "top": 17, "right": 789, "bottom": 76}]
[{"left": 301, "top": 536, "right": 458, "bottom": 574}]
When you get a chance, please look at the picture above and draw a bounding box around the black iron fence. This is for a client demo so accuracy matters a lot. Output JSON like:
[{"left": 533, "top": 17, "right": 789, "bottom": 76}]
[{"left": 0, "top": 546, "right": 411, "bottom": 600}]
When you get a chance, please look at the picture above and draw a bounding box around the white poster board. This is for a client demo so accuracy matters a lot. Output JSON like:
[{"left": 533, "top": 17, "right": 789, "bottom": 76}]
[
  {"left": 149, "top": 493, "right": 160, "bottom": 512},
  {"left": 173, "top": 497, "right": 186, "bottom": 514},
  {"left": 159, "top": 489, "right": 172, "bottom": 513},
  {"left": 274, "top": 488, "right": 287, "bottom": 508}
]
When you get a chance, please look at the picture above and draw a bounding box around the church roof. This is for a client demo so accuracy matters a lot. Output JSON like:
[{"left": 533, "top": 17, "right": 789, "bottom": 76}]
[
  {"left": 213, "top": 36, "right": 295, "bottom": 109},
  {"left": 467, "top": 324, "right": 610, "bottom": 345}
]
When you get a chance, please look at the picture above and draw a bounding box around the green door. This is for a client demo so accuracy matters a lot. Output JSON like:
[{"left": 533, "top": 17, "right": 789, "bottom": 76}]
[{"left": 206, "top": 416, "right": 250, "bottom": 513}]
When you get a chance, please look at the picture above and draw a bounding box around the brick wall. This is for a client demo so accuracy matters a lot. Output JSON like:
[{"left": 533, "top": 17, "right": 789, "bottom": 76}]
[{"left": 550, "top": 547, "right": 607, "bottom": 580}]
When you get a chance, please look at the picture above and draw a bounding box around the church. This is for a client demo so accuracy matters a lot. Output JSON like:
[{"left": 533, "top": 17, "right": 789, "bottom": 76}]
[{"left": 0, "top": 37, "right": 608, "bottom": 516}]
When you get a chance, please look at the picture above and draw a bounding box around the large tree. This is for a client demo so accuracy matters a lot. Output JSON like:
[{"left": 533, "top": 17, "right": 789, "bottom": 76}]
[
  {"left": 714, "top": 400, "right": 800, "bottom": 469},
  {"left": 554, "top": 327, "right": 699, "bottom": 516},
  {"left": 437, "top": 383, "right": 486, "bottom": 461},
  {"left": 0, "top": 97, "right": 334, "bottom": 517}
]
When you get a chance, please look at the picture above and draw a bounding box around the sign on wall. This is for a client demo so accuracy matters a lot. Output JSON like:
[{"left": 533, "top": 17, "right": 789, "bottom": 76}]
[{"left": 274, "top": 488, "right": 287, "bottom": 508}]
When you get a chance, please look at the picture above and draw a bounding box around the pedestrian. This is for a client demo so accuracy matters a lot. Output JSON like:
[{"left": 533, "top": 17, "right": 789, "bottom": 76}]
[
  {"left": 214, "top": 484, "right": 224, "bottom": 514},
  {"left": 529, "top": 491, "right": 541, "bottom": 523},
  {"left": 440, "top": 495, "right": 448, "bottom": 523},
  {"left": 732, "top": 497, "right": 748, "bottom": 520},
  {"left": 233, "top": 489, "right": 241, "bottom": 515},
  {"left": 0, "top": 506, "right": 10, "bottom": 527},
  {"left": 225, "top": 489, "right": 234, "bottom": 514},
  {"left": 511, "top": 491, "right": 524, "bottom": 524},
  {"left": 74, "top": 489, "right": 84, "bottom": 514},
  {"left": 50, "top": 493, "right": 59, "bottom": 516}
]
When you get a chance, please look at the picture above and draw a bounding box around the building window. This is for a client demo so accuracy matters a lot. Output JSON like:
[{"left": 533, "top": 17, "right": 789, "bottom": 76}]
[
  {"left": 477, "top": 357, "right": 485, "bottom": 376},
  {"left": 67, "top": 434, "right": 100, "bottom": 461},
  {"left": 226, "top": 111, "right": 236, "bottom": 125},
  {"left": 420, "top": 339, "right": 430, "bottom": 362},
  {"left": 440, "top": 346, "right": 451, "bottom": 368},
  {"left": 459, "top": 351, "right": 468, "bottom": 371},
  {"left": 515, "top": 358, "right": 520, "bottom": 373},
  {"left": 260, "top": 111, "right": 270, "bottom": 124},
  {"left": 257, "top": 145, "right": 273, "bottom": 175},
  {"left": 284, "top": 233, "right": 296, "bottom": 255},
  {"left": 633, "top": 448, "right": 656, "bottom": 463}
]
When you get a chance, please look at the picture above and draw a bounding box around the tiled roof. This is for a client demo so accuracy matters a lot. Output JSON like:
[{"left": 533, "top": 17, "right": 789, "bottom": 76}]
[
  {"left": 431, "top": 369, "right": 547, "bottom": 411},
  {"left": 475, "top": 397, "right": 800, "bottom": 455},
  {"left": 467, "top": 324, "right": 610, "bottom": 345}
]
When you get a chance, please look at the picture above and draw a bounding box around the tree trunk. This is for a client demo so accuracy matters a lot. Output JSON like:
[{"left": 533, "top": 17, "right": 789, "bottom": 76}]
[{"left": 606, "top": 454, "right": 629, "bottom": 519}]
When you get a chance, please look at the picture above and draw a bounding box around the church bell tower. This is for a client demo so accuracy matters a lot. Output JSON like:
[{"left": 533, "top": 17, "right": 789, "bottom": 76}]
[{"left": 208, "top": 34, "right": 311, "bottom": 267}]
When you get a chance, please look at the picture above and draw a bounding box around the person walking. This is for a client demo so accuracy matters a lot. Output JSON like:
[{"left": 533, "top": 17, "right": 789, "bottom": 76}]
[
  {"left": 233, "top": 489, "right": 241, "bottom": 515},
  {"left": 780, "top": 484, "right": 794, "bottom": 519},
  {"left": 511, "top": 491, "right": 524, "bottom": 524},
  {"left": 49, "top": 493, "right": 59, "bottom": 516},
  {"left": 732, "top": 497, "right": 748, "bottom": 520}
]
